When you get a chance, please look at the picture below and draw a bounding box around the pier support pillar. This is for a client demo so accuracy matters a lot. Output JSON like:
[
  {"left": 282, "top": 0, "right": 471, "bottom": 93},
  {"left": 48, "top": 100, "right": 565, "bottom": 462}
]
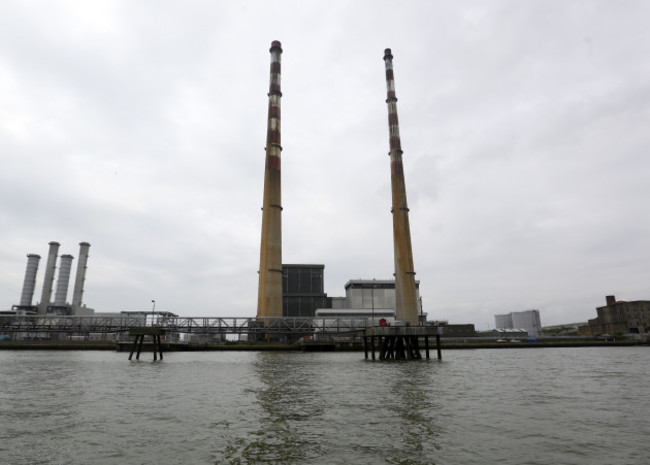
[{"left": 128, "top": 328, "right": 165, "bottom": 361}]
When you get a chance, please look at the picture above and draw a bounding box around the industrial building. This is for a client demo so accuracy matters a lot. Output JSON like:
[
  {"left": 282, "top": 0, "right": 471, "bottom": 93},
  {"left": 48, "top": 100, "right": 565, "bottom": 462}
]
[
  {"left": 281, "top": 267, "right": 420, "bottom": 321},
  {"left": 331, "top": 279, "right": 421, "bottom": 318},
  {"left": 311, "top": 279, "right": 406, "bottom": 338},
  {"left": 280, "top": 264, "right": 426, "bottom": 323},
  {"left": 588, "top": 295, "right": 650, "bottom": 335},
  {"left": 282, "top": 264, "right": 329, "bottom": 317},
  {"left": 10, "top": 241, "right": 93, "bottom": 316},
  {"left": 322, "top": 279, "right": 424, "bottom": 325},
  {"left": 495, "top": 309, "right": 542, "bottom": 337}
]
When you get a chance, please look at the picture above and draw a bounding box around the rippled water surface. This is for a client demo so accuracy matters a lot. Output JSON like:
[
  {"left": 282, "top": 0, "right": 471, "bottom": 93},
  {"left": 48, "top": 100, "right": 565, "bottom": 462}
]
[{"left": 0, "top": 347, "right": 648, "bottom": 464}]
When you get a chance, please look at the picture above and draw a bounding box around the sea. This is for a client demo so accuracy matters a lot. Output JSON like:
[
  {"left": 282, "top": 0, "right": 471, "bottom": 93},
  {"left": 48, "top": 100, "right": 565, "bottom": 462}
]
[{"left": 0, "top": 346, "right": 647, "bottom": 465}]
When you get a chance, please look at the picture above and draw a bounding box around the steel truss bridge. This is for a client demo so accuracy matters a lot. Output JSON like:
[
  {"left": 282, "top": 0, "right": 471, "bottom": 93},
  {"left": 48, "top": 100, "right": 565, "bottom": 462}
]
[{"left": 0, "top": 315, "right": 380, "bottom": 338}]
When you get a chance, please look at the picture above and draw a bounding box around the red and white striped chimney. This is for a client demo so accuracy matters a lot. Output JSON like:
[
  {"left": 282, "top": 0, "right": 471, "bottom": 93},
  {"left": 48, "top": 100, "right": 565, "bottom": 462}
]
[
  {"left": 257, "top": 41, "right": 284, "bottom": 318},
  {"left": 383, "top": 48, "right": 419, "bottom": 325}
]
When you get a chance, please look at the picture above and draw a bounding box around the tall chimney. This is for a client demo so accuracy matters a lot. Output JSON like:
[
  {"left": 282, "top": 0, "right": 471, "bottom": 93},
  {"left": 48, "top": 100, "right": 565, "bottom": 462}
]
[
  {"left": 19, "top": 254, "right": 41, "bottom": 307},
  {"left": 39, "top": 241, "right": 60, "bottom": 314},
  {"left": 257, "top": 41, "right": 284, "bottom": 319},
  {"left": 72, "top": 242, "right": 90, "bottom": 311},
  {"left": 383, "top": 48, "right": 419, "bottom": 325},
  {"left": 54, "top": 254, "right": 74, "bottom": 306},
  {"left": 606, "top": 295, "right": 616, "bottom": 306}
]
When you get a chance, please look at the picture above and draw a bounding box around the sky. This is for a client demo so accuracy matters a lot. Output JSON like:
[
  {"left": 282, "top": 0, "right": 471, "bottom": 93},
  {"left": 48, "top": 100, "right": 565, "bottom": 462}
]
[{"left": 1, "top": 0, "right": 649, "bottom": 329}]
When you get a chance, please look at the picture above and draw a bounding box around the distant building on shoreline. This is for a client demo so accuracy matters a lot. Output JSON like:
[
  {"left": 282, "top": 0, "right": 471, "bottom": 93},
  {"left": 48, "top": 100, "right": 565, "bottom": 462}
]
[
  {"left": 495, "top": 309, "right": 542, "bottom": 337},
  {"left": 588, "top": 295, "right": 650, "bottom": 335}
]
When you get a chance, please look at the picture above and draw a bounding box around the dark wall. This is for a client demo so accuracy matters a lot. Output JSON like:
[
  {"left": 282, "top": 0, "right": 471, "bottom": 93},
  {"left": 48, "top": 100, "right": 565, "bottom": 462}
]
[
  {"left": 443, "top": 324, "right": 476, "bottom": 337},
  {"left": 282, "top": 265, "right": 330, "bottom": 317}
]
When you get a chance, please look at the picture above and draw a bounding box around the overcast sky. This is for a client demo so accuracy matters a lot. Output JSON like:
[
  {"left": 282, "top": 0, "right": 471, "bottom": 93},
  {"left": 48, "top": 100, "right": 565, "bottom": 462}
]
[{"left": 1, "top": 1, "right": 648, "bottom": 329}]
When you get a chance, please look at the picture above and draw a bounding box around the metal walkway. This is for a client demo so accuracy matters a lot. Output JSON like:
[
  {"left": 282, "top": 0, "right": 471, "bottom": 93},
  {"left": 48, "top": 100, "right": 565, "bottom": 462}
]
[{"left": 0, "top": 315, "right": 381, "bottom": 337}]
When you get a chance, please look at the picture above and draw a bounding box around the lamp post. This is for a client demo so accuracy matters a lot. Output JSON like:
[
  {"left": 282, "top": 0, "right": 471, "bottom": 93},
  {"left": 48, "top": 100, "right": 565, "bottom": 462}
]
[
  {"left": 151, "top": 299, "right": 156, "bottom": 326},
  {"left": 371, "top": 280, "right": 376, "bottom": 327}
]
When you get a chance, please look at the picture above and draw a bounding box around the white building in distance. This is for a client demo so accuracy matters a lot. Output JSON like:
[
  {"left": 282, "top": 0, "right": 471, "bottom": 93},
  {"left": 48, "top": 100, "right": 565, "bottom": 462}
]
[{"left": 495, "top": 310, "right": 542, "bottom": 337}]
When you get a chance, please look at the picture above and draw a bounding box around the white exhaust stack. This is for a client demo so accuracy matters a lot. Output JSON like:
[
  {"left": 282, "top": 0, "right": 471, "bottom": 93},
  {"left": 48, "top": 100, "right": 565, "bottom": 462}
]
[
  {"left": 54, "top": 254, "right": 74, "bottom": 306},
  {"left": 39, "top": 241, "right": 60, "bottom": 314},
  {"left": 71, "top": 242, "right": 90, "bottom": 312},
  {"left": 19, "top": 254, "right": 41, "bottom": 307}
]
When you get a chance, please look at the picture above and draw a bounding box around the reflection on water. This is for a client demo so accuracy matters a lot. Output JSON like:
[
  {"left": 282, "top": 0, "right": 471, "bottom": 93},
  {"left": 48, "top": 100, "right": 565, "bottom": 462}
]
[
  {"left": 213, "top": 353, "right": 444, "bottom": 465},
  {"left": 217, "top": 352, "right": 325, "bottom": 464},
  {"left": 387, "top": 362, "right": 443, "bottom": 461}
]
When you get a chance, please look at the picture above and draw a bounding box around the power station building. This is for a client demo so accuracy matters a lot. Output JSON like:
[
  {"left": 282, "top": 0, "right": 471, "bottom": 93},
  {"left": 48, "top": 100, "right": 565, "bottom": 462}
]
[
  {"left": 317, "top": 279, "right": 422, "bottom": 327},
  {"left": 331, "top": 279, "right": 420, "bottom": 312},
  {"left": 280, "top": 265, "right": 424, "bottom": 325}
]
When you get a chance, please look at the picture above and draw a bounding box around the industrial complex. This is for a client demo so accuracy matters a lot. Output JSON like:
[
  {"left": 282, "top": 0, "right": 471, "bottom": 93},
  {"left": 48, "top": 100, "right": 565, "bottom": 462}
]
[
  {"left": 2, "top": 41, "right": 649, "bottom": 346},
  {"left": 11, "top": 241, "right": 93, "bottom": 316}
]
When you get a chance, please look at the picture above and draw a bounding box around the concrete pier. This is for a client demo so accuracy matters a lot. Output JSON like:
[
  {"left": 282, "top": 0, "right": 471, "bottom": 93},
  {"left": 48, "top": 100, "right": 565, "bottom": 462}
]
[
  {"left": 363, "top": 326, "right": 443, "bottom": 360},
  {"left": 128, "top": 327, "right": 165, "bottom": 361}
]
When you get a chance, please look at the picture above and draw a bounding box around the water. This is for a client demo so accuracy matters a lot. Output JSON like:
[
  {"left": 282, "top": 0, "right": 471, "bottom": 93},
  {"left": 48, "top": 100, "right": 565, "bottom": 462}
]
[{"left": 0, "top": 347, "right": 648, "bottom": 464}]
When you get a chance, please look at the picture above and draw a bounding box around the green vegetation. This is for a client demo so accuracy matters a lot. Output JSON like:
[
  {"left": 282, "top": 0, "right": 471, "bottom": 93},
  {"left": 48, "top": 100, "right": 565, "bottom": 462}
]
[{"left": 541, "top": 326, "right": 577, "bottom": 336}]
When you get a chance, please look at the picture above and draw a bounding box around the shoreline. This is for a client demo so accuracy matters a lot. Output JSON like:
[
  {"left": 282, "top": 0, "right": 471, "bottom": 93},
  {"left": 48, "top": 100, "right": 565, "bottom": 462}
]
[{"left": 0, "top": 339, "right": 646, "bottom": 352}]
